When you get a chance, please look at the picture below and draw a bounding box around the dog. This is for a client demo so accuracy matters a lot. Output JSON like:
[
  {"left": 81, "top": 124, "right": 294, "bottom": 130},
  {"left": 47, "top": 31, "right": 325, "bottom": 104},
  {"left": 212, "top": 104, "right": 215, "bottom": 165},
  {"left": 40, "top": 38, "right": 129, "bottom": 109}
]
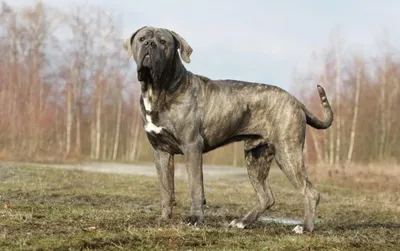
[{"left": 123, "top": 26, "right": 333, "bottom": 233}]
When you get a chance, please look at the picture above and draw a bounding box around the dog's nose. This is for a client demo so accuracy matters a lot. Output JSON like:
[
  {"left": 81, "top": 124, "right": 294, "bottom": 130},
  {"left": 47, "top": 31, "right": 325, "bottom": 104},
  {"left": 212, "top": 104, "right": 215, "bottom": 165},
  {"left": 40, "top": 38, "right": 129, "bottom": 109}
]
[{"left": 144, "top": 40, "right": 157, "bottom": 48}]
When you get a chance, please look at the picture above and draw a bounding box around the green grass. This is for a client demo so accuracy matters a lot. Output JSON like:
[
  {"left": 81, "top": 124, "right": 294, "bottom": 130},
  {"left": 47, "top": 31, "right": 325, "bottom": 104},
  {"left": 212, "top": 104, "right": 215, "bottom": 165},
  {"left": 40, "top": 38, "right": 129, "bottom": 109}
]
[{"left": 0, "top": 164, "right": 399, "bottom": 250}]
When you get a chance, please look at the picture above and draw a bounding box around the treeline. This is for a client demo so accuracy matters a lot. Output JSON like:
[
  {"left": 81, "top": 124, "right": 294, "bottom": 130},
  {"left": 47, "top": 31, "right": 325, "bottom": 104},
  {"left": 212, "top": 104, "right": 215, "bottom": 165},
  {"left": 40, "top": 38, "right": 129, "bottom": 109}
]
[
  {"left": 0, "top": 2, "right": 245, "bottom": 165},
  {"left": 0, "top": 2, "right": 398, "bottom": 166},
  {"left": 296, "top": 34, "right": 400, "bottom": 166}
]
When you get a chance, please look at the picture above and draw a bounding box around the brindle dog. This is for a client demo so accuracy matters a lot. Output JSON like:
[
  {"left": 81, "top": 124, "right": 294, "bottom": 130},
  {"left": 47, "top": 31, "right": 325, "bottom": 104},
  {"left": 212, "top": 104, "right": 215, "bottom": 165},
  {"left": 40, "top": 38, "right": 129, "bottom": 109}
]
[{"left": 123, "top": 26, "right": 333, "bottom": 233}]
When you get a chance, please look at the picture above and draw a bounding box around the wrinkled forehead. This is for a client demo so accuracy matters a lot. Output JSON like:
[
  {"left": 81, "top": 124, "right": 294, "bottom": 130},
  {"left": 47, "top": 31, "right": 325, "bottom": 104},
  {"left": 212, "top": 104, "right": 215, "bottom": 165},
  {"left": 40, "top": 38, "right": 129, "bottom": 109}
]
[{"left": 135, "top": 27, "right": 173, "bottom": 40}]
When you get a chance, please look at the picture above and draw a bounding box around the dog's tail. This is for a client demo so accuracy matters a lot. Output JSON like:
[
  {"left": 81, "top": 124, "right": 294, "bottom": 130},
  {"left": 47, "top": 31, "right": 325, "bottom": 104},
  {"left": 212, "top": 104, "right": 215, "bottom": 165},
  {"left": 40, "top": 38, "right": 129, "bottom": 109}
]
[{"left": 301, "top": 85, "right": 334, "bottom": 129}]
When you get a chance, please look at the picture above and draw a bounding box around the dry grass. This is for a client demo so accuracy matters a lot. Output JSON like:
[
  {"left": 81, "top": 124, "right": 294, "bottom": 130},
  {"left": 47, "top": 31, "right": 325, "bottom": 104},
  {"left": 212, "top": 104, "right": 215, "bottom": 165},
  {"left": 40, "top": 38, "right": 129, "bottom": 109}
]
[
  {"left": 0, "top": 163, "right": 399, "bottom": 250},
  {"left": 307, "top": 163, "right": 400, "bottom": 192}
]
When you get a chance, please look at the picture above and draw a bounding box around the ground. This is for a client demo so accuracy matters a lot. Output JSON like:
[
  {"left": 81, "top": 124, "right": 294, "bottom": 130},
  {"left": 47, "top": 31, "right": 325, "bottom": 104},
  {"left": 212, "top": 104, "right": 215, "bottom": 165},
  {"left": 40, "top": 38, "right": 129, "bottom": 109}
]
[{"left": 0, "top": 162, "right": 399, "bottom": 250}]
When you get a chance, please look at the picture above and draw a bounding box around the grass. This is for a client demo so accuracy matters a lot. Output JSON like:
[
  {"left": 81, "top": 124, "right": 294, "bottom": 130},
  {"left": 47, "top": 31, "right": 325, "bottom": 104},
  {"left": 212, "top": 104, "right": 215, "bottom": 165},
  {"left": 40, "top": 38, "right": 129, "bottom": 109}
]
[{"left": 0, "top": 163, "right": 399, "bottom": 250}]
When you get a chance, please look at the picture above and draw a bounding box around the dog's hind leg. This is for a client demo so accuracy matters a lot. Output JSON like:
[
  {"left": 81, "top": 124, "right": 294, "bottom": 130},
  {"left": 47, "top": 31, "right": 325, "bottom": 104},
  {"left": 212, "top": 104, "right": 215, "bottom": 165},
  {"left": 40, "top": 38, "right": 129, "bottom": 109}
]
[
  {"left": 274, "top": 141, "right": 320, "bottom": 233},
  {"left": 229, "top": 141, "right": 275, "bottom": 229}
]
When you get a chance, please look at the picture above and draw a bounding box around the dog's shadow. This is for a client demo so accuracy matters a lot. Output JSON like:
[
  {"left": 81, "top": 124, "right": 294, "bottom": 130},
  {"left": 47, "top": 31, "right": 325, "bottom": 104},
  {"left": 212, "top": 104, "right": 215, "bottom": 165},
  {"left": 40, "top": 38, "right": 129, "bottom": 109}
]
[{"left": 206, "top": 214, "right": 400, "bottom": 233}]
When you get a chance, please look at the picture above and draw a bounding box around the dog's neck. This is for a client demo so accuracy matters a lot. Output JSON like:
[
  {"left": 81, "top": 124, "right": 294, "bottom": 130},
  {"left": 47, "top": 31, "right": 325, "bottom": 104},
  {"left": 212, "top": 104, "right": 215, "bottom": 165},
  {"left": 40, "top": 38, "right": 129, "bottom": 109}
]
[
  {"left": 140, "top": 52, "right": 187, "bottom": 114},
  {"left": 163, "top": 51, "right": 187, "bottom": 92}
]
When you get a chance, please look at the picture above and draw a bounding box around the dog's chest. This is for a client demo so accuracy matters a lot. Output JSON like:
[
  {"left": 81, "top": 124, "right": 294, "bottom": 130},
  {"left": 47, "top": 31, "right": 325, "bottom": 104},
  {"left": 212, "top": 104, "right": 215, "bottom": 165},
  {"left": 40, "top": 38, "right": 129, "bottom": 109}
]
[
  {"left": 141, "top": 86, "right": 164, "bottom": 134},
  {"left": 140, "top": 87, "right": 182, "bottom": 154}
]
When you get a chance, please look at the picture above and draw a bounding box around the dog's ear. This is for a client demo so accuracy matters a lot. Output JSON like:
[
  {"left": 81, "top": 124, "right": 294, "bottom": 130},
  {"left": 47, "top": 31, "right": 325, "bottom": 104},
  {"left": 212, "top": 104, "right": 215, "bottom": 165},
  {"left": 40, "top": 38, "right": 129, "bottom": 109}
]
[
  {"left": 123, "top": 26, "right": 147, "bottom": 59},
  {"left": 169, "top": 30, "right": 193, "bottom": 64}
]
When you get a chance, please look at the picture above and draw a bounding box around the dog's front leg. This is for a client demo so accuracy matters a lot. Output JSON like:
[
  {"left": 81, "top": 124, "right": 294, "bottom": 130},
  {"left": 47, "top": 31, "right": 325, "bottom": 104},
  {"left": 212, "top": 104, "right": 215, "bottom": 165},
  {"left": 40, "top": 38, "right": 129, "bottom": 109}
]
[
  {"left": 183, "top": 142, "right": 204, "bottom": 226},
  {"left": 153, "top": 149, "right": 175, "bottom": 222}
]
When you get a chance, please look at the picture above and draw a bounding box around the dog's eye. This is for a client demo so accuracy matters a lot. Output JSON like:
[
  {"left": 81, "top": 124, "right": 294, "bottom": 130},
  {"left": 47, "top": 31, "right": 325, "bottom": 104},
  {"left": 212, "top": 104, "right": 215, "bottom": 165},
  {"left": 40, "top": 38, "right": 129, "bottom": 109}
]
[
  {"left": 160, "top": 39, "right": 166, "bottom": 45},
  {"left": 139, "top": 37, "right": 145, "bottom": 42}
]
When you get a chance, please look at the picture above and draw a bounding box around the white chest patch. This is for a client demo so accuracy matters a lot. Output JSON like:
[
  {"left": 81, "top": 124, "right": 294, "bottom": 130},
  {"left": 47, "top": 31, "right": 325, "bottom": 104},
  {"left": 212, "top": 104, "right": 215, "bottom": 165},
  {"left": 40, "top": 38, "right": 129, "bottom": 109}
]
[
  {"left": 143, "top": 96, "right": 152, "bottom": 112},
  {"left": 145, "top": 122, "right": 163, "bottom": 134},
  {"left": 142, "top": 86, "right": 164, "bottom": 134}
]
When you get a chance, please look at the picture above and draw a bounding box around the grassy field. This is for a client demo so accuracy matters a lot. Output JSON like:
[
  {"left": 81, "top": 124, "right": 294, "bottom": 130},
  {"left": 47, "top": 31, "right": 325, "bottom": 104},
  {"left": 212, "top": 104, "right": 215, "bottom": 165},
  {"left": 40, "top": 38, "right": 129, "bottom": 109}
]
[{"left": 0, "top": 163, "right": 399, "bottom": 250}]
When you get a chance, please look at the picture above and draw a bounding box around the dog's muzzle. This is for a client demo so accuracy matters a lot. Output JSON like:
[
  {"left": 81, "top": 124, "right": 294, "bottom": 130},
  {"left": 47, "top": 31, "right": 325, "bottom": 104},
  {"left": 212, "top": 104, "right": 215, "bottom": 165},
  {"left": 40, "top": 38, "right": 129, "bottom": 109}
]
[
  {"left": 137, "top": 54, "right": 153, "bottom": 82},
  {"left": 142, "top": 54, "right": 151, "bottom": 67}
]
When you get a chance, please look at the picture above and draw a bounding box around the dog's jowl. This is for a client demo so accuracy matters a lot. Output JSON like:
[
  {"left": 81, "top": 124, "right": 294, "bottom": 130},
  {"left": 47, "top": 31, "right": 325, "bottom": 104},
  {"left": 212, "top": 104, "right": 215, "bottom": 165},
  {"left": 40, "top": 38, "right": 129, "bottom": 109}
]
[{"left": 123, "top": 26, "right": 333, "bottom": 233}]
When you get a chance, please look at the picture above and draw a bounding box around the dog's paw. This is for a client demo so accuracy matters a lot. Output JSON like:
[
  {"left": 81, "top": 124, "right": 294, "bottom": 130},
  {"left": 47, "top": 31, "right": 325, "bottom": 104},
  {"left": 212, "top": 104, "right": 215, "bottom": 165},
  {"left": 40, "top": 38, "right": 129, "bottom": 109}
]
[
  {"left": 228, "top": 219, "right": 247, "bottom": 229},
  {"left": 184, "top": 215, "right": 204, "bottom": 227},
  {"left": 292, "top": 225, "right": 304, "bottom": 234}
]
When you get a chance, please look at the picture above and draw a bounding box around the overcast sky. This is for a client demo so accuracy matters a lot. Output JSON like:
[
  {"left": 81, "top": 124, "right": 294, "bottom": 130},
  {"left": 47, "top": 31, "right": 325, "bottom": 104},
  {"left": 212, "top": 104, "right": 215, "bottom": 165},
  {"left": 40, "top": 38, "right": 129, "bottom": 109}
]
[{"left": 9, "top": 0, "right": 400, "bottom": 90}]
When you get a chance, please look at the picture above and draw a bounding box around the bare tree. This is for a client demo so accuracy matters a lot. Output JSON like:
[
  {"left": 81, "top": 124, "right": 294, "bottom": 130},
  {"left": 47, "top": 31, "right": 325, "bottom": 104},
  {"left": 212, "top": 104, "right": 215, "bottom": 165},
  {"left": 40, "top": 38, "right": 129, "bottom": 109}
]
[
  {"left": 322, "top": 68, "right": 335, "bottom": 165},
  {"left": 66, "top": 75, "right": 73, "bottom": 156},
  {"left": 334, "top": 35, "right": 342, "bottom": 166},
  {"left": 90, "top": 114, "right": 96, "bottom": 159},
  {"left": 102, "top": 114, "right": 108, "bottom": 160},
  {"left": 378, "top": 58, "right": 388, "bottom": 160},
  {"left": 310, "top": 130, "right": 323, "bottom": 164},
  {"left": 112, "top": 77, "right": 123, "bottom": 160},
  {"left": 346, "top": 57, "right": 362, "bottom": 165},
  {"left": 386, "top": 72, "right": 400, "bottom": 158},
  {"left": 95, "top": 72, "right": 103, "bottom": 160},
  {"left": 68, "top": 5, "right": 94, "bottom": 157},
  {"left": 129, "top": 95, "right": 142, "bottom": 161}
]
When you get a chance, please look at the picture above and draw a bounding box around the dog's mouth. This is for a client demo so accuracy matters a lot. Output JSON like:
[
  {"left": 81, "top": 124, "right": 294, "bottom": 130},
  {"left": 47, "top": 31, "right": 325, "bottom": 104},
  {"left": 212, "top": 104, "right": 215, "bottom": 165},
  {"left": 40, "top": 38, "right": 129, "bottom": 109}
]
[
  {"left": 138, "top": 65, "right": 153, "bottom": 82},
  {"left": 138, "top": 54, "right": 154, "bottom": 82}
]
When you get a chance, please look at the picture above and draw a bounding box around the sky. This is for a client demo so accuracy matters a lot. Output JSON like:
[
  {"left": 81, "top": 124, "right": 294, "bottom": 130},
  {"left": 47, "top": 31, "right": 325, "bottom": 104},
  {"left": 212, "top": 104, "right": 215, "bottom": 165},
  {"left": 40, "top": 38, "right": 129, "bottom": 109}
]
[{"left": 9, "top": 0, "right": 400, "bottom": 90}]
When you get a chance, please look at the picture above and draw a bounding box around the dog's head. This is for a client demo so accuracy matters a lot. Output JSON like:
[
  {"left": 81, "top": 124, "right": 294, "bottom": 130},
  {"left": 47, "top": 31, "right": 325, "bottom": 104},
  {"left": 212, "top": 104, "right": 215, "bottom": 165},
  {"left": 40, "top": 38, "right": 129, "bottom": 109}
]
[{"left": 123, "top": 26, "right": 192, "bottom": 84}]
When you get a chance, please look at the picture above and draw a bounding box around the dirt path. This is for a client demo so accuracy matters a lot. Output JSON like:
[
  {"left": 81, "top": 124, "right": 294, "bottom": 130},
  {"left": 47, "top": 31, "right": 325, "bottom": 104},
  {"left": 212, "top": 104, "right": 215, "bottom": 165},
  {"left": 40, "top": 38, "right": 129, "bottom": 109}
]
[{"left": 4, "top": 161, "right": 249, "bottom": 180}]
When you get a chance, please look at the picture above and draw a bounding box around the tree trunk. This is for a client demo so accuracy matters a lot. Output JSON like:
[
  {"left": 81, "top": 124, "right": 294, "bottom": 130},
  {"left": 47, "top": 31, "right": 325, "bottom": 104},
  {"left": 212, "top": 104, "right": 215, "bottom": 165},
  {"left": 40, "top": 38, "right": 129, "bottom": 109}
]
[
  {"left": 385, "top": 75, "right": 399, "bottom": 159},
  {"left": 36, "top": 72, "right": 43, "bottom": 152},
  {"left": 310, "top": 131, "right": 323, "bottom": 164},
  {"left": 10, "top": 63, "right": 17, "bottom": 151},
  {"left": 95, "top": 79, "right": 103, "bottom": 160},
  {"left": 129, "top": 92, "right": 141, "bottom": 161},
  {"left": 130, "top": 116, "right": 141, "bottom": 161},
  {"left": 323, "top": 130, "right": 329, "bottom": 164},
  {"left": 29, "top": 49, "right": 43, "bottom": 157},
  {"left": 378, "top": 62, "right": 387, "bottom": 160},
  {"left": 322, "top": 71, "right": 335, "bottom": 166},
  {"left": 346, "top": 62, "right": 361, "bottom": 165},
  {"left": 27, "top": 60, "right": 35, "bottom": 158},
  {"left": 75, "top": 100, "right": 81, "bottom": 156},
  {"left": 335, "top": 39, "right": 341, "bottom": 167},
  {"left": 388, "top": 77, "right": 399, "bottom": 156},
  {"left": 66, "top": 82, "right": 73, "bottom": 156},
  {"left": 55, "top": 104, "right": 63, "bottom": 154},
  {"left": 372, "top": 106, "right": 380, "bottom": 162},
  {"left": 9, "top": 15, "right": 19, "bottom": 152},
  {"left": 329, "top": 115, "right": 335, "bottom": 165},
  {"left": 90, "top": 117, "right": 96, "bottom": 159},
  {"left": 102, "top": 118, "right": 108, "bottom": 160},
  {"left": 112, "top": 97, "right": 122, "bottom": 160}
]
